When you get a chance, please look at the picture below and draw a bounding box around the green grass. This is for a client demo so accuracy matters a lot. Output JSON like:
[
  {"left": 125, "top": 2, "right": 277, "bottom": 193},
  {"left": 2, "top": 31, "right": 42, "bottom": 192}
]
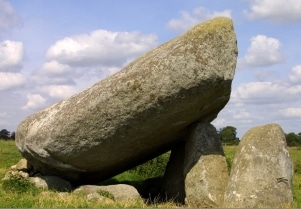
[
  {"left": 0, "top": 140, "right": 22, "bottom": 180},
  {"left": 0, "top": 140, "right": 174, "bottom": 208},
  {"left": 287, "top": 147, "right": 301, "bottom": 207},
  {"left": 0, "top": 140, "right": 300, "bottom": 208}
]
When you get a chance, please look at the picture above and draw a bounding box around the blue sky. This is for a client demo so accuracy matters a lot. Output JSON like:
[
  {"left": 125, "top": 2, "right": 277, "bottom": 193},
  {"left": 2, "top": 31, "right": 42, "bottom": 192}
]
[{"left": 1, "top": 0, "right": 301, "bottom": 138}]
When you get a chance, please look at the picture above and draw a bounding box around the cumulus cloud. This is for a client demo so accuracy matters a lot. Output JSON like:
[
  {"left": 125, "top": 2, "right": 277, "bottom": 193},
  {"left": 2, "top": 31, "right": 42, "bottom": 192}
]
[
  {"left": 46, "top": 29, "right": 158, "bottom": 68},
  {"left": 0, "top": 0, "right": 21, "bottom": 32},
  {"left": 22, "top": 93, "right": 46, "bottom": 110},
  {"left": 41, "top": 85, "right": 77, "bottom": 99},
  {"left": 0, "top": 72, "right": 25, "bottom": 90},
  {"left": 167, "top": 7, "right": 232, "bottom": 32},
  {"left": 279, "top": 108, "right": 301, "bottom": 117},
  {"left": 212, "top": 103, "right": 255, "bottom": 137},
  {"left": 233, "top": 110, "right": 251, "bottom": 120},
  {"left": 232, "top": 81, "right": 301, "bottom": 104},
  {"left": 254, "top": 70, "right": 278, "bottom": 81},
  {"left": 32, "top": 62, "right": 76, "bottom": 86},
  {"left": 289, "top": 65, "right": 301, "bottom": 84},
  {"left": 0, "top": 40, "right": 24, "bottom": 71},
  {"left": 245, "top": 0, "right": 301, "bottom": 23},
  {"left": 238, "top": 35, "right": 285, "bottom": 68},
  {"left": 39, "top": 61, "right": 71, "bottom": 76}
]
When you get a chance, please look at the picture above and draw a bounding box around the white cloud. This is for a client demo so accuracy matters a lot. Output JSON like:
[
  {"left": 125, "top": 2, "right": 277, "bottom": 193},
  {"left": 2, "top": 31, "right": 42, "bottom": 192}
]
[
  {"left": 212, "top": 118, "right": 227, "bottom": 128},
  {"left": 40, "top": 61, "right": 71, "bottom": 76},
  {"left": 245, "top": 0, "right": 301, "bottom": 23},
  {"left": 46, "top": 29, "right": 158, "bottom": 68},
  {"left": 0, "top": 0, "right": 20, "bottom": 32},
  {"left": 0, "top": 40, "right": 24, "bottom": 71},
  {"left": 238, "top": 35, "right": 285, "bottom": 68},
  {"left": 213, "top": 103, "right": 256, "bottom": 138},
  {"left": 31, "top": 61, "right": 77, "bottom": 86},
  {"left": 232, "top": 81, "right": 301, "bottom": 104},
  {"left": 233, "top": 110, "right": 251, "bottom": 120},
  {"left": 279, "top": 108, "right": 301, "bottom": 117},
  {"left": 0, "top": 72, "right": 25, "bottom": 90},
  {"left": 31, "top": 75, "right": 75, "bottom": 86},
  {"left": 254, "top": 70, "right": 277, "bottom": 81},
  {"left": 289, "top": 65, "right": 301, "bottom": 84},
  {"left": 167, "top": 7, "right": 232, "bottom": 32},
  {"left": 42, "top": 85, "right": 77, "bottom": 99},
  {"left": 22, "top": 93, "right": 46, "bottom": 110}
]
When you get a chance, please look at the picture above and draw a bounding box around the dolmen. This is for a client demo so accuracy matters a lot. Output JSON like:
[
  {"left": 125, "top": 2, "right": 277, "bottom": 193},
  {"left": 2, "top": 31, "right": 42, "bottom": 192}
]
[
  {"left": 13, "top": 17, "right": 295, "bottom": 208},
  {"left": 15, "top": 17, "right": 238, "bottom": 184}
]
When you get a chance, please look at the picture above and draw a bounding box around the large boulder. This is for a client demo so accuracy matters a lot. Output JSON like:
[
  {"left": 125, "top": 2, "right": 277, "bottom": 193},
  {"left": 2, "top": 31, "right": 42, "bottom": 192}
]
[
  {"left": 223, "top": 123, "right": 294, "bottom": 208},
  {"left": 184, "top": 123, "right": 229, "bottom": 208},
  {"left": 15, "top": 17, "right": 237, "bottom": 184},
  {"left": 74, "top": 184, "right": 142, "bottom": 202}
]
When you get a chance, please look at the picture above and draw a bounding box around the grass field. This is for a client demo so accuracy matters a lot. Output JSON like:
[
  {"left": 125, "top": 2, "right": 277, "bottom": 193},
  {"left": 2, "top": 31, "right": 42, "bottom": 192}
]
[{"left": 0, "top": 140, "right": 300, "bottom": 208}]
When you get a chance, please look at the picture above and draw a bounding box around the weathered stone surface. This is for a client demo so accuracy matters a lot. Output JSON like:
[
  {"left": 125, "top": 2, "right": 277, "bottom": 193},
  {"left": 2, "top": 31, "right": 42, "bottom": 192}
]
[
  {"left": 184, "top": 123, "right": 229, "bottom": 208},
  {"left": 223, "top": 123, "right": 294, "bottom": 208},
  {"left": 29, "top": 175, "right": 72, "bottom": 192},
  {"left": 13, "top": 158, "right": 33, "bottom": 172},
  {"left": 160, "top": 123, "right": 228, "bottom": 207},
  {"left": 74, "top": 184, "right": 141, "bottom": 202},
  {"left": 16, "top": 17, "right": 237, "bottom": 183},
  {"left": 3, "top": 170, "right": 29, "bottom": 180},
  {"left": 86, "top": 192, "right": 115, "bottom": 204}
]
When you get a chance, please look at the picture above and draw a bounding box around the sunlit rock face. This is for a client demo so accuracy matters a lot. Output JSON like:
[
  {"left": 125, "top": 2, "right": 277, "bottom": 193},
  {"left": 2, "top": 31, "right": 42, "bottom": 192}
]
[
  {"left": 15, "top": 17, "right": 237, "bottom": 184},
  {"left": 223, "top": 123, "right": 294, "bottom": 208}
]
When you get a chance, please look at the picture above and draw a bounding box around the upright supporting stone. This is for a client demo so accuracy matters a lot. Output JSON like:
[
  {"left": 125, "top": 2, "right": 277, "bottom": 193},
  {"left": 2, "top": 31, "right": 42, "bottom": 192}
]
[
  {"left": 160, "top": 140, "right": 186, "bottom": 204},
  {"left": 223, "top": 123, "right": 294, "bottom": 208},
  {"left": 184, "top": 123, "right": 229, "bottom": 208},
  {"left": 160, "top": 123, "right": 229, "bottom": 207}
]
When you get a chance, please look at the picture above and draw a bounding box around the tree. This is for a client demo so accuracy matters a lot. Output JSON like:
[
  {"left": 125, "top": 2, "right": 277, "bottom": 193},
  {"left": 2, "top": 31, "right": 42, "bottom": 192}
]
[
  {"left": 10, "top": 132, "right": 15, "bottom": 140},
  {"left": 0, "top": 129, "right": 10, "bottom": 140},
  {"left": 285, "top": 132, "right": 301, "bottom": 146},
  {"left": 219, "top": 126, "right": 240, "bottom": 145}
]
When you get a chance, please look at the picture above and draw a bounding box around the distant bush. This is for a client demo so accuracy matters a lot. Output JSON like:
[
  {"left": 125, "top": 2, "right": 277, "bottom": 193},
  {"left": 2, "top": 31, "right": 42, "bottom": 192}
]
[
  {"left": 286, "top": 132, "right": 301, "bottom": 147},
  {"left": 128, "top": 152, "right": 170, "bottom": 179}
]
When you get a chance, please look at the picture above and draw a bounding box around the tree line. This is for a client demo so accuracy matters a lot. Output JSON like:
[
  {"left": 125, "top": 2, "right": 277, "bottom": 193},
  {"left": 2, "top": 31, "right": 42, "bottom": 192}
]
[
  {"left": 0, "top": 129, "right": 15, "bottom": 140},
  {"left": 218, "top": 126, "right": 301, "bottom": 147},
  {"left": 1, "top": 126, "right": 301, "bottom": 146}
]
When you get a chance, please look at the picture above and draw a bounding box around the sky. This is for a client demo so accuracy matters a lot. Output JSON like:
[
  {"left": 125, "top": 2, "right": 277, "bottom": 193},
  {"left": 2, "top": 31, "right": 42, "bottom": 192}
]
[{"left": 0, "top": 0, "right": 301, "bottom": 138}]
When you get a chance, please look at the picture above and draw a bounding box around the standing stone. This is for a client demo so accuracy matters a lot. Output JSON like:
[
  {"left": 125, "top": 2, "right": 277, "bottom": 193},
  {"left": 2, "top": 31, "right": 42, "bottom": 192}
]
[
  {"left": 160, "top": 123, "right": 229, "bottom": 207},
  {"left": 223, "top": 123, "right": 294, "bottom": 208},
  {"left": 160, "top": 141, "right": 186, "bottom": 204},
  {"left": 16, "top": 17, "right": 237, "bottom": 184},
  {"left": 184, "top": 123, "right": 229, "bottom": 208}
]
